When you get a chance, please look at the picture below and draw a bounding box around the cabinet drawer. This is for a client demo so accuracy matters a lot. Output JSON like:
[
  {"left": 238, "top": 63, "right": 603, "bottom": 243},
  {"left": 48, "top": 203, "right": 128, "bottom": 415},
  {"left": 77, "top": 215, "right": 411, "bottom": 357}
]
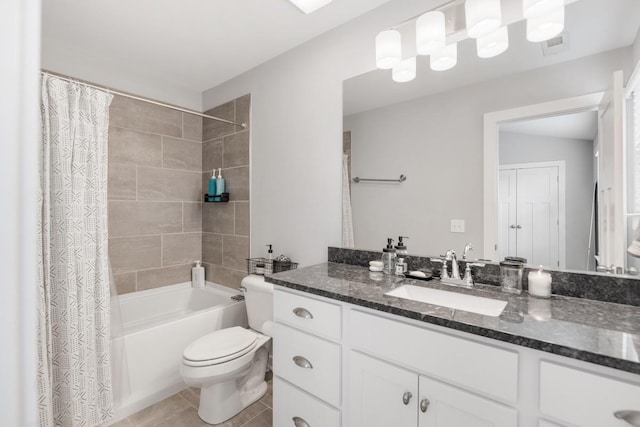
[
  {"left": 350, "top": 310, "right": 518, "bottom": 403},
  {"left": 540, "top": 361, "right": 640, "bottom": 427},
  {"left": 274, "top": 323, "right": 341, "bottom": 407},
  {"left": 274, "top": 378, "right": 341, "bottom": 427},
  {"left": 274, "top": 289, "right": 342, "bottom": 340}
]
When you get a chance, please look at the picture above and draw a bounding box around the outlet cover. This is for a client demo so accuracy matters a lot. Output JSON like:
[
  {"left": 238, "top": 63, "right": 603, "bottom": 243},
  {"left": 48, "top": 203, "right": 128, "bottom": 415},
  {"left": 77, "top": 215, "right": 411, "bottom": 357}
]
[{"left": 450, "top": 219, "right": 465, "bottom": 233}]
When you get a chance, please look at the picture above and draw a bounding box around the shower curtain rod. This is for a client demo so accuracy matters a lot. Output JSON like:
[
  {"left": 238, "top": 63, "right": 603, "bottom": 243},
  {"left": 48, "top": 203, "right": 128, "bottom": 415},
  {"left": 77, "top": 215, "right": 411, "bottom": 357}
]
[{"left": 40, "top": 70, "right": 246, "bottom": 129}]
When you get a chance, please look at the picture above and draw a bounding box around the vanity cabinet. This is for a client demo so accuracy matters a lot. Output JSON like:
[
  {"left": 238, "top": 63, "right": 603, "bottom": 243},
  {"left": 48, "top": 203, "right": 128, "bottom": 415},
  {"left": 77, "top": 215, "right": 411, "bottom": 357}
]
[{"left": 349, "top": 351, "right": 517, "bottom": 427}]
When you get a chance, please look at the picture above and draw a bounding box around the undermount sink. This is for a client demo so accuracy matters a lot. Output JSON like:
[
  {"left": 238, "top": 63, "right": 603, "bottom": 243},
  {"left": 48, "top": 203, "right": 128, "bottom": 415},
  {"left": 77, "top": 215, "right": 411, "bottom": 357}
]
[{"left": 384, "top": 285, "right": 508, "bottom": 317}]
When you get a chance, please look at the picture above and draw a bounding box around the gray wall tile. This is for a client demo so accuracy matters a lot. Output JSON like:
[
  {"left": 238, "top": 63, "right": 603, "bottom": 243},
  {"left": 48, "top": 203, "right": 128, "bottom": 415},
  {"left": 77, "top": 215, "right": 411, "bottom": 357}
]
[
  {"left": 202, "top": 233, "right": 222, "bottom": 265},
  {"left": 162, "top": 137, "right": 202, "bottom": 171},
  {"left": 202, "top": 203, "right": 234, "bottom": 234},
  {"left": 204, "top": 263, "right": 246, "bottom": 289},
  {"left": 114, "top": 272, "right": 136, "bottom": 295},
  {"left": 203, "top": 101, "right": 235, "bottom": 141},
  {"left": 110, "top": 236, "right": 161, "bottom": 274},
  {"left": 109, "top": 201, "right": 182, "bottom": 236},
  {"left": 235, "top": 202, "right": 249, "bottom": 236},
  {"left": 137, "top": 264, "right": 193, "bottom": 291},
  {"left": 183, "top": 202, "right": 202, "bottom": 232},
  {"left": 108, "top": 164, "right": 136, "bottom": 200},
  {"left": 109, "top": 126, "right": 162, "bottom": 167},
  {"left": 223, "top": 166, "right": 249, "bottom": 201},
  {"left": 223, "top": 131, "right": 250, "bottom": 168},
  {"left": 235, "top": 94, "right": 251, "bottom": 132},
  {"left": 137, "top": 167, "right": 201, "bottom": 202},
  {"left": 223, "top": 235, "right": 249, "bottom": 271},
  {"left": 163, "top": 233, "right": 202, "bottom": 266},
  {"left": 110, "top": 95, "right": 182, "bottom": 138},
  {"left": 203, "top": 140, "right": 223, "bottom": 173},
  {"left": 182, "top": 113, "right": 203, "bottom": 142}
]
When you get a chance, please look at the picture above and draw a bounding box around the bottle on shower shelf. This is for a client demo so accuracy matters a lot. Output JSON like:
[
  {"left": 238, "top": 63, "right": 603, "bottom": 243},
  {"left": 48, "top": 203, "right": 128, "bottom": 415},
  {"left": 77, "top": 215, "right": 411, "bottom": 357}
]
[
  {"left": 208, "top": 171, "right": 216, "bottom": 196},
  {"left": 215, "top": 168, "right": 225, "bottom": 196}
]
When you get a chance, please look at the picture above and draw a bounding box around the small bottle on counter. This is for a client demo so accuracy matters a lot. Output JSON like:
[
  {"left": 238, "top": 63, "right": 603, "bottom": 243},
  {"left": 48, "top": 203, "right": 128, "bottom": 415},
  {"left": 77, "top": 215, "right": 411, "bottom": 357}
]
[
  {"left": 191, "top": 260, "right": 205, "bottom": 288},
  {"left": 265, "top": 244, "right": 274, "bottom": 274},
  {"left": 395, "top": 257, "right": 407, "bottom": 275},
  {"left": 382, "top": 238, "right": 397, "bottom": 275}
]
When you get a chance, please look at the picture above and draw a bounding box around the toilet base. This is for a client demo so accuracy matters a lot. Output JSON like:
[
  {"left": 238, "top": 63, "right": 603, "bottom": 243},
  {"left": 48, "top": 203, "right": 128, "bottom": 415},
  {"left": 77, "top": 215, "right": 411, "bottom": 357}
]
[{"left": 197, "top": 346, "right": 269, "bottom": 424}]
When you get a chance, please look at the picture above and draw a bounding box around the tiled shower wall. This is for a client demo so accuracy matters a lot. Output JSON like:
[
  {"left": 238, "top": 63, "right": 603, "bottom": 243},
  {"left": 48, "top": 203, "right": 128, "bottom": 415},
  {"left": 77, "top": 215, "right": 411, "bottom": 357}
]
[
  {"left": 108, "top": 94, "right": 251, "bottom": 294},
  {"left": 201, "top": 95, "right": 251, "bottom": 288}
]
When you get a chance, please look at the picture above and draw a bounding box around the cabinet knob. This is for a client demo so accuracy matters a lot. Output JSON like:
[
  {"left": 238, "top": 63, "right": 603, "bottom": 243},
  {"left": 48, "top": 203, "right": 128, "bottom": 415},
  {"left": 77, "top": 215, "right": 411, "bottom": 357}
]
[
  {"left": 420, "top": 398, "right": 430, "bottom": 413},
  {"left": 615, "top": 410, "right": 640, "bottom": 426},
  {"left": 292, "top": 416, "right": 310, "bottom": 427},
  {"left": 293, "top": 355, "right": 313, "bottom": 369},
  {"left": 510, "top": 225, "right": 516, "bottom": 229},
  {"left": 293, "top": 307, "right": 314, "bottom": 319},
  {"left": 402, "top": 392, "right": 413, "bottom": 405}
]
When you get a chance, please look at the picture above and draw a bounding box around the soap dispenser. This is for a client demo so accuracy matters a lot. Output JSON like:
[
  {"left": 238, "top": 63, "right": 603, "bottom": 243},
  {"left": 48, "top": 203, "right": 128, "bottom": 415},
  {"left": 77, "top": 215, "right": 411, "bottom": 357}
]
[
  {"left": 395, "top": 236, "right": 409, "bottom": 256},
  {"left": 208, "top": 171, "right": 217, "bottom": 196},
  {"left": 215, "top": 168, "right": 225, "bottom": 196},
  {"left": 382, "top": 238, "right": 397, "bottom": 275},
  {"left": 265, "top": 244, "right": 274, "bottom": 274}
]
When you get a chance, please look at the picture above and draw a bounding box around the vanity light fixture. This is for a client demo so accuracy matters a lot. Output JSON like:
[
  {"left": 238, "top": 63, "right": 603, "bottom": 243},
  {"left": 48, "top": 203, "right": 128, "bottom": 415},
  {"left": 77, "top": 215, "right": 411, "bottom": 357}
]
[
  {"left": 430, "top": 43, "right": 458, "bottom": 71},
  {"left": 376, "top": 29, "right": 402, "bottom": 70},
  {"left": 392, "top": 57, "right": 417, "bottom": 82},
  {"left": 465, "top": 0, "right": 502, "bottom": 39},
  {"left": 526, "top": 7, "right": 565, "bottom": 42},
  {"left": 287, "top": 0, "right": 332, "bottom": 14},
  {"left": 477, "top": 26, "right": 509, "bottom": 58},
  {"left": 416, "top": 11, "right": 446, "bottom": 56}
]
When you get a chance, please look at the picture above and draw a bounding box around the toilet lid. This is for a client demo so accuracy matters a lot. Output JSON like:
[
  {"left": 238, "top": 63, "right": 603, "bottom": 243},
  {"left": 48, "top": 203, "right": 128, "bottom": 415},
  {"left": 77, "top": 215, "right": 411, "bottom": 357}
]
[{"left": 183, "top": 327, "right": 258, "bottom": 366}]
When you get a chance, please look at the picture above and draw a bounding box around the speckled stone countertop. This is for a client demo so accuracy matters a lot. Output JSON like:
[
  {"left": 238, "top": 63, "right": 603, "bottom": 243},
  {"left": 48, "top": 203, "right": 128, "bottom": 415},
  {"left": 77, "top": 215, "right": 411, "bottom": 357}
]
[{"left": 266, "top": 262, "right": 640, "bottom": 375}]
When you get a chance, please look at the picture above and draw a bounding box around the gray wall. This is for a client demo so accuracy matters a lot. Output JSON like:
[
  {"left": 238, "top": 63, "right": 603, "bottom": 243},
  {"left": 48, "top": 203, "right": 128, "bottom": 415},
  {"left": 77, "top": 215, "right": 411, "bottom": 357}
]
[
  {"left": 499, "top": 132, "right": 595, "bottom": 270},
  {"left": 343, "top": 48, "right": 633, "bottom": 258}
]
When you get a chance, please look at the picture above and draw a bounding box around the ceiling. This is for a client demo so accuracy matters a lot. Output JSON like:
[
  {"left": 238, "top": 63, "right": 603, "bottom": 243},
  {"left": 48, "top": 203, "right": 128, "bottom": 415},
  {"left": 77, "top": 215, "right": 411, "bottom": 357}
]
[
  {"left": 500, "top": 110, "right": 599, "bottom": 141},
  {"left": 41, "top": 0, "right": 390, "bottom": 94},
  {"left": 344, "top": 0, "right": 640, "bottom": 116}
]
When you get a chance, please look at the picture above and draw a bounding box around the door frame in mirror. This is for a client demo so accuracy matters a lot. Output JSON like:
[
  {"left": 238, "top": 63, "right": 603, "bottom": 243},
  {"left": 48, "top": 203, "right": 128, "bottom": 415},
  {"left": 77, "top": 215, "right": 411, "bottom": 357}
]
[{"left": 483, "top": 92, "right": 605, "bottom": 262}]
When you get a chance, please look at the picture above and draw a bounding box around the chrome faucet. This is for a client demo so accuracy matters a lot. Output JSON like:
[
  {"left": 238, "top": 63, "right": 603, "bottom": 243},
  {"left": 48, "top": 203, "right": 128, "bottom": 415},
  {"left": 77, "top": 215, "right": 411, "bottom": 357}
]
[{"left": 445, "top": 250, "right": 460, "bottom": 280}]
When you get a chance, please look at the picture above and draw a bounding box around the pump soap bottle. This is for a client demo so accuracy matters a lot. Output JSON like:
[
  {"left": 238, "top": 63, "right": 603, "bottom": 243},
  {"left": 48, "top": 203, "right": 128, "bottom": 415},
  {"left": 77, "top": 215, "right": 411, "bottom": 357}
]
[
  {"left": 208, "top": 171, "right": 217, "bottom": 197},
  {"left": 382, "top": 238, "right": 397, "bottom": 275},
  {"left": 192, "top": 260, "right": 205, "bottom": 288},
  {"left": 394, "top": 236, "right": 409, "bottom": 275},
  {"left": 215, "top": 168, "right": 225, "bottom": 196},
  {"left": 265, "top": 244, "right": 274, "bottom": 274}
]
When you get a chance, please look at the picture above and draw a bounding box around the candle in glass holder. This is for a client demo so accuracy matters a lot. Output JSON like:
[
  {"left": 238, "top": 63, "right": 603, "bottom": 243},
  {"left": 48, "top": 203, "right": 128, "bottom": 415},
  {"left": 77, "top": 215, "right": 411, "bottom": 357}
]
[{"left": 528, "top": 267, "right": 552, "bottom": 298}]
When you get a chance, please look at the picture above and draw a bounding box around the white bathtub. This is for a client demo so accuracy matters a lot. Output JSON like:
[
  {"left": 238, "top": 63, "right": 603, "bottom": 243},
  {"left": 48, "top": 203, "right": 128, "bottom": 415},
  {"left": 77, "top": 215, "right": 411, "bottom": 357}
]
[{"left": 109, "top": 282, "right": 247, "bottom": 423}]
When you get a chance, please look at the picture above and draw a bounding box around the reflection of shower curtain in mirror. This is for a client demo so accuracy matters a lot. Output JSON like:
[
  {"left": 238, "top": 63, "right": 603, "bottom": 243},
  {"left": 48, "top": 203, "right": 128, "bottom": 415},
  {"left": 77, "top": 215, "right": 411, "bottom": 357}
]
[
  {"left": 38, "top": 74, "right": 114, "bottom": 426},
  {"left": 342, "top": 154, "right": 354, "bottom": 248}
]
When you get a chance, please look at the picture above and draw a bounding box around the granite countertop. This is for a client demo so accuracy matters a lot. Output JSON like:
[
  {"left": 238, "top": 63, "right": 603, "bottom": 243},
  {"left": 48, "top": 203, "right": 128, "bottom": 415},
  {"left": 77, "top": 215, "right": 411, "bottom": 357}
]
[{"left": 266, "top": 262, "right": 640, "bottom": 375}]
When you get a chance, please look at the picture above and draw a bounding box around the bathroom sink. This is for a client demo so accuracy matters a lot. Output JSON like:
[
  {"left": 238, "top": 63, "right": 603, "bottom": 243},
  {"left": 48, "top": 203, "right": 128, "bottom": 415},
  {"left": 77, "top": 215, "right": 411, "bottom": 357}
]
[{"left": 384, "top": 285, "right": 507, "bottom": 317}]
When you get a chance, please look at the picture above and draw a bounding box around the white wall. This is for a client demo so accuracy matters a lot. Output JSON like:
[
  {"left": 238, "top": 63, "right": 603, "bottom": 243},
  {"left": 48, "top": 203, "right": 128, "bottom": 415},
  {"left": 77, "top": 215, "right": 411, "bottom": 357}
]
[
  {"left": 344, "top": 48, "right": 633, "bottom": 259},
  {"left": 202, "top": 1, "right": 434, "bottom": 266},
  {"left": 1, "top": 0, "right": 40, "bottom": 425},
  {"left": 500, "top": 132, "right": 595, "bottom": 270}
]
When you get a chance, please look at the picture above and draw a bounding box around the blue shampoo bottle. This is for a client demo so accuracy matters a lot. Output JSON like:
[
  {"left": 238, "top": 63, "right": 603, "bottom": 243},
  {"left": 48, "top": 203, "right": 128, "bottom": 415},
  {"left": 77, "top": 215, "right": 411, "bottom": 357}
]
[
  {"left": 215, "top": 168, "right": 225, "bottom": 195},
  {"left": 208, "top": 171, "right": 216, "bottom": 196}
]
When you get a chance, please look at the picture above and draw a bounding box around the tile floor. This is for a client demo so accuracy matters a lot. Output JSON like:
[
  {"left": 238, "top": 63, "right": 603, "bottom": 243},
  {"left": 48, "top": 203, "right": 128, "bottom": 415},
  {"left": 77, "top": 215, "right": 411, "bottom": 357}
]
[{"left": 112, "top": 377, "right": 272, "bottom": 427}]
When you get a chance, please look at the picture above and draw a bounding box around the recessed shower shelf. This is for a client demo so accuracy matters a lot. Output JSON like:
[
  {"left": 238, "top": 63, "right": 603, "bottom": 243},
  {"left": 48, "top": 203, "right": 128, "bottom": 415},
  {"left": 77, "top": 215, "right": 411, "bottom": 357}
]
[{"left": 204, "top": 193, "right": 230, "bottom": 203}]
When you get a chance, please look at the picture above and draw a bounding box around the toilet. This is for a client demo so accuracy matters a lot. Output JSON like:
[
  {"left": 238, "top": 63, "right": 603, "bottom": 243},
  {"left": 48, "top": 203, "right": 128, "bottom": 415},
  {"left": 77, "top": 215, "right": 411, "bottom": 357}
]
[{"left": 180, "top": 275, "right": 273, "bottom": 424}]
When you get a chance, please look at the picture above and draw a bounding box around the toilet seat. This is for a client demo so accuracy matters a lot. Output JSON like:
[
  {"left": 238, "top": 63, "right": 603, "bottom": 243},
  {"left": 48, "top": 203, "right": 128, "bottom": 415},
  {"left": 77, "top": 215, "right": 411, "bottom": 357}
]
[{"left": 183, "top": 327, "right": 258, "bottom": 367}]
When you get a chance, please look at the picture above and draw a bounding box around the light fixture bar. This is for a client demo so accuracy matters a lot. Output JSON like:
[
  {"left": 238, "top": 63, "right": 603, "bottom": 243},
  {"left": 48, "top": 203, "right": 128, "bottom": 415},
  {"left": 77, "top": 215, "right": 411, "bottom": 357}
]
[{"left": 287, "top": 0, "right": 332, "bottom": 14}]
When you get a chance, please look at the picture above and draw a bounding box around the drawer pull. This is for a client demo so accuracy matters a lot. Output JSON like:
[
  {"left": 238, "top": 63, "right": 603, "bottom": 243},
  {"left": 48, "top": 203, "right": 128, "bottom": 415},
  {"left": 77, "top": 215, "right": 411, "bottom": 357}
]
[
  {"left": 615, "top": 410, "right": 640, "bottom": 426},
  {"left": 402, "top": 392, "right": 413, "bottom": 405},
  {"left": 293, "top": 355, "right": 313, "bottom": 369},
  {"left": 293, "top": 307, "right": 314, "bottom": 319},
  {"left": 293, "top": 417, "right": 311, "bottom": 427},
  {"left": 420, "top": 398, "right": 430, "bottom": 413},
  {"left": 293, "top": 416, "right": 310, "bottom": 427}
]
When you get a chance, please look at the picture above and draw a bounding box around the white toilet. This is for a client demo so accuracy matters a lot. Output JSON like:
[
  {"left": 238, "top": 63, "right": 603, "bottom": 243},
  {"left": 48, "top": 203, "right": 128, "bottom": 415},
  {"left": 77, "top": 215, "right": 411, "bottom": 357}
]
[{"left": 180, "top": 275, "right": 273, "bottom": 424}]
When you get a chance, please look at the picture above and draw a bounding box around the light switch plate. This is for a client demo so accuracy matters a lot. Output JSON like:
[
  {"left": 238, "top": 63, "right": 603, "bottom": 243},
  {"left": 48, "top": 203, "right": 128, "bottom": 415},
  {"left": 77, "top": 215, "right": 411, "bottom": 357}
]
[{"left": 450, "top": 219, "right": 465, "bottom": 233}]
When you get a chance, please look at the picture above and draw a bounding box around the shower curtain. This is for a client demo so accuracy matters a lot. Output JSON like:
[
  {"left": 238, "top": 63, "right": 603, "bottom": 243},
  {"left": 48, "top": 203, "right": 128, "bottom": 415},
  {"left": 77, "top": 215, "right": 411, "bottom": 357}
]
[
  {"left": 37, "top": 74, "right": 114, "bottom": 427},
  {"left": 342, "top": 154, "right": 355, "bottom": 248}
]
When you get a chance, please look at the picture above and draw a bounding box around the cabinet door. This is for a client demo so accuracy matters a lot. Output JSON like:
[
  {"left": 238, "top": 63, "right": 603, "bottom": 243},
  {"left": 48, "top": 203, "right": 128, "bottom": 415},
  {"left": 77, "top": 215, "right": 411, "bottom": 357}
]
[
  {"left": 349, "top": 351, "right": 418, "bottom": 427},
  {"left": 418, "top": 376, "right": 518, "bottom": 427}
]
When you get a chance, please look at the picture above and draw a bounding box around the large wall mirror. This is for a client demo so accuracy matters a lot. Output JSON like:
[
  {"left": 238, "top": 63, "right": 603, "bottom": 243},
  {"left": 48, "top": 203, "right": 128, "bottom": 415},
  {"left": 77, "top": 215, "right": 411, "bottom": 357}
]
[{"left": 342, "top": 0, "right": 640, "bottom": 277}]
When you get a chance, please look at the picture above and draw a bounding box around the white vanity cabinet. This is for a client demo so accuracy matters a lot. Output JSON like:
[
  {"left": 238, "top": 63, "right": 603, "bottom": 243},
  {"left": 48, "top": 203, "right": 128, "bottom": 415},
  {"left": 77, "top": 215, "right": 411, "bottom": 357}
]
[
  {"left": 272, "top": 286, "right": 640, "bottom": 427},
  {"left": 349, "top": 351, "right": 517, "bottom": 427}
]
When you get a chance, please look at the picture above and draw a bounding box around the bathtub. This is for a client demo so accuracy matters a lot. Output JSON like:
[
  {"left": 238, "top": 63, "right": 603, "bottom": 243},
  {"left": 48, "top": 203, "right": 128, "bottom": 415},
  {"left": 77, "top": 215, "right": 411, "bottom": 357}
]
[{"left": 109, "top": 282, "right": 247, "bottom": 423}]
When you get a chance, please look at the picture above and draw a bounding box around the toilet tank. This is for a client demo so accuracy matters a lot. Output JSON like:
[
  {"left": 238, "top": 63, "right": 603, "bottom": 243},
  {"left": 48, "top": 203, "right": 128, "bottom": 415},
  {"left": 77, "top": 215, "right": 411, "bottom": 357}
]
[{"left": 241, "top": 275, "right": 274, "bottom": 335}]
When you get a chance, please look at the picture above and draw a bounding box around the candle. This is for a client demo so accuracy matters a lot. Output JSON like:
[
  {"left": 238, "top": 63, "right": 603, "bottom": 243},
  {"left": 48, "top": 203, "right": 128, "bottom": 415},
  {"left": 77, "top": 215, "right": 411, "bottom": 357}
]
[{"left": 528, "top": 267, "right": 552, "bottom": 298}]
